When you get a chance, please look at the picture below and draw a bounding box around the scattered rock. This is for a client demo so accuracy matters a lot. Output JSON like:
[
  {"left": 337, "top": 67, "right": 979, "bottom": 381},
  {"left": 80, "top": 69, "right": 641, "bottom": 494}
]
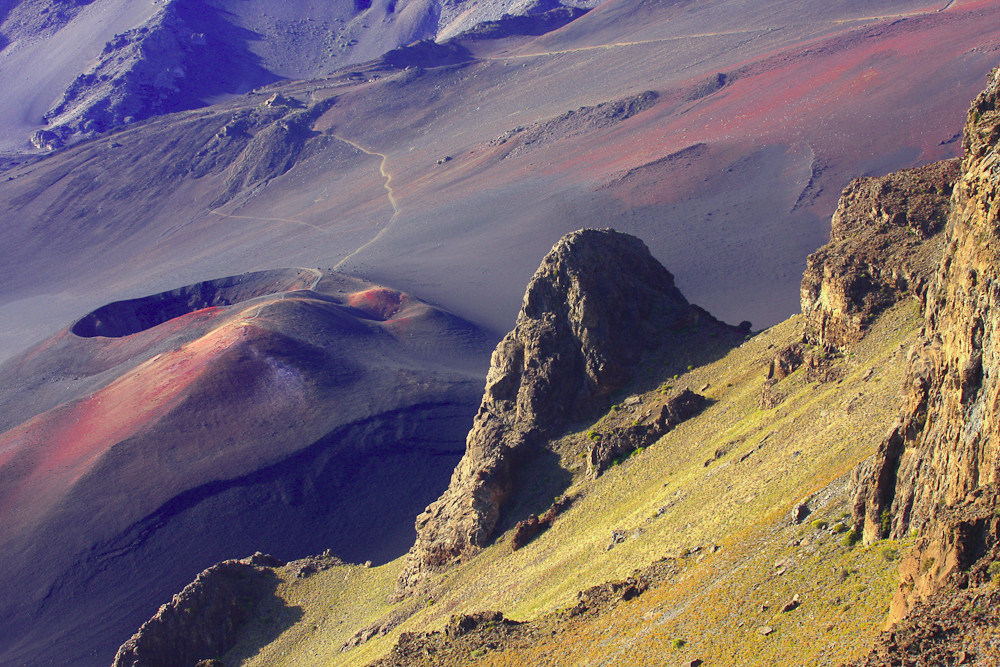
[
  {"left": 757, "top": 626, "right": 774, "bottom": 636},
  {"left": 290, "top": 552, "right": 343, "bottom": 578},
  {"left": 791, "top": 501, "right": 811, "bottom": 524},
  {"left": 606, "top": 530, "right": 628, "bottom": 550},
  {"left": 561, "top": 576, "right": 649, "bottom": 618},
  {"left": 781, "top": 594, "right": 801, "bottom": 612}
]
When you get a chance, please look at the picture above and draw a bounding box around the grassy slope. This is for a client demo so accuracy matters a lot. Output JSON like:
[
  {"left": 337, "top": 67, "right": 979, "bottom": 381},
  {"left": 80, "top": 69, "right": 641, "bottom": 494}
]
[{"left": 227, "top": 299, "right": 922, "bottom": 666}]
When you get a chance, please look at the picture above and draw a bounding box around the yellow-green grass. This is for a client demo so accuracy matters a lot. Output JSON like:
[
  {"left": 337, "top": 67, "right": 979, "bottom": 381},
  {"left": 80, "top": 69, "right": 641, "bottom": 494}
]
[{"left": 230, "top": 300, "right": 921, "bottom": 666}]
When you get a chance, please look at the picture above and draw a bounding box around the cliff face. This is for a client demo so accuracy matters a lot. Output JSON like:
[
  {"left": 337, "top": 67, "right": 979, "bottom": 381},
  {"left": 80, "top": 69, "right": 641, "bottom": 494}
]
[
  {"left": 800, "top": 159, "right": 958, "bottom": 351},
  {"left": 396, "top": 229, "right": 744, "bottom": 594},
  {"left": 852, "top": 68, "right": 1000, "bottom": 625}
]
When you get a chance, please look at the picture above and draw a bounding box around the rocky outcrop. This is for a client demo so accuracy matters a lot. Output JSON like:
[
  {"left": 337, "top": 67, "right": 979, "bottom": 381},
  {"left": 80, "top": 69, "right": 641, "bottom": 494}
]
[
  {"left": 586, "top": 388, "right": 706, "bottom": 476},
  {"left": 395, "top": 229, "right": 743, "bottom": 595},
  {"left": 848, "top": 491, "right": 1000, "bottom": 665},
  {"left": 509, "top": 494, "right": 572, "bottom": 550},
  {"left": 112, "top": 553, "right": 285, "bottom": 667},
  {"left": 801, "top": 159, "right": 959, "bottom": 351},
  {"left": 488, "top": 91, "right": 659, "bottom": 160},
  {"left": 851, "top": 67, "right": 1000, "bottom": 625}
]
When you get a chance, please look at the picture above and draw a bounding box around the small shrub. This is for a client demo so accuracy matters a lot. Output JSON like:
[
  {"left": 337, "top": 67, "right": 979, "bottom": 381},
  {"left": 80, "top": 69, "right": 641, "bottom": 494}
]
[
  {"left": 921, "top": 557, "right": 936, "bottom": 573},
  {"left": 671, "top": 638, "right": 686, "bottom": 649},
  {"left": 842, "top": 528, "right": 861, "bottom": 547},
  {"left": 879, "top": 545, "right": 899, "bottom": 562},
  {"left": 838, "top": 568, "right": 851, "bottom": 582},
  {"left": 811, "top": 519, "right": 828, "bottom": 531},
  {"left": 987, "top": 561, "right": 1000, "bottom": 580},
  {"left": 470, "top": 648, "right": 486, "bottom": 658},
  {"left": 630, "top": 446, "right": 644, "bottom": 458},
  {"left": 879, "top": 509, "right": 893, "bottom": 536},
  {"left": 830, "top": 521, "right": 848, "bottom": 534},
  {"left": 611, "top": 404, "right": 620, "bottom": 412},
  {"left": 587, "top": 430, "right": 601, "bottom": 441}
]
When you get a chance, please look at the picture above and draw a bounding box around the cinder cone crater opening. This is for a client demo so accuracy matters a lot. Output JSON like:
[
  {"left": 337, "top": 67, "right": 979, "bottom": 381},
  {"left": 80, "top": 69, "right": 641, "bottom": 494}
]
[{"left": 71, "top": 268, "right": 322, "bottom": 338}]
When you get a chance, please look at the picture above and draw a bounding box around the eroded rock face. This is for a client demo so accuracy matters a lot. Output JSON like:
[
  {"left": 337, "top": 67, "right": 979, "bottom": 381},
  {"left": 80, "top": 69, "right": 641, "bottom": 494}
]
[
  {"left": 851, "top": 68, "right": 1000, "bottom": 624},
  {"left": 395, "top": 228, "right": 742, "bottom": 594},
  {"left": 801, "top": 159, "right": 959, "bottom": 351},
  {"left": 113, "top": 553, "right": 285, "bottom": 667}
]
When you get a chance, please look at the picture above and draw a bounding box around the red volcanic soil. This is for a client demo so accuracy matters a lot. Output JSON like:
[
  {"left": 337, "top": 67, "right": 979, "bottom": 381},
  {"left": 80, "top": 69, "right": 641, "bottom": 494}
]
[{"left": 347, "top": 287, "right": 409, "bottom": 320}]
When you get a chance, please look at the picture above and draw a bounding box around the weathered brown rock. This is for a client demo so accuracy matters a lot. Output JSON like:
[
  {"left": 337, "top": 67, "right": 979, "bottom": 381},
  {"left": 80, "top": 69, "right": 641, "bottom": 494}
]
[
  {"left": 587, "top": 389, "right": 706, "bottom": 477},
  {"left": 801, "top": 158, "right": 959, "bottom": 351},
  {"left": 846, "top": 499, "right": 1000, "bottom": 666},
  {"left": 510, "top": 494, "right": 572, "bottom": 550},
  {"left": 851, "top": 67, "right": 1000, "bottom": 628},
  {"left": 395, "top": 228, "right": 743, "bottom": 595},
  {"left": 112, "top": 553, "right": 284, "bottom": 667}
]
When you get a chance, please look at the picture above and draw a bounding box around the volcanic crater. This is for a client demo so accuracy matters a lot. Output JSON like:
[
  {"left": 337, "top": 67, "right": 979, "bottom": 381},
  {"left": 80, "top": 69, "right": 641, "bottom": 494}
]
[{"left": 70, "top": 267, "right": 322, "bottom": 338}]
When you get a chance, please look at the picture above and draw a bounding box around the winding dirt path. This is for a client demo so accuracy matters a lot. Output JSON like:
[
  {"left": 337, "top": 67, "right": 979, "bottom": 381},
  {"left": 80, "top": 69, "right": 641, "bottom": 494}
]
[{"left": 333, "top": 136, "right": 401, "bottom": 270}]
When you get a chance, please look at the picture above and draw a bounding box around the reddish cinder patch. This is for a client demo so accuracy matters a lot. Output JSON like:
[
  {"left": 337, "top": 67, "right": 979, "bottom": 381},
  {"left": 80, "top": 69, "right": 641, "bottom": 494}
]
[
  {"left": 347, "top": 288, "right": 409, "bottom": 321},
  {"left": 0, "top": 322, "right": 248, "bottom": 540}
]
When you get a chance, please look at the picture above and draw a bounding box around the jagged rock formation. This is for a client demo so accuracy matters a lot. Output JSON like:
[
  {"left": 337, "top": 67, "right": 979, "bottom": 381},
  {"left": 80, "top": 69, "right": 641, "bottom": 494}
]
[
  {"left": 395, "top": 228, "right": 744, "bottom": 594},
  {"left": 847, "top": 493, "right": 1000, "bottom": 665},
  {"left": 113, "top": 553, "right": 285, "bottom": 667},
  {"left": 851, "top": 67, "right": 1000, "bottom": 630},
  {"left": 801, "top": 159, "right": 959, "bottom": 351}
]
